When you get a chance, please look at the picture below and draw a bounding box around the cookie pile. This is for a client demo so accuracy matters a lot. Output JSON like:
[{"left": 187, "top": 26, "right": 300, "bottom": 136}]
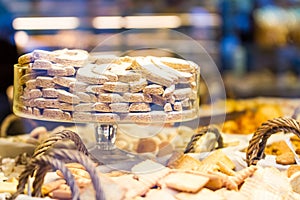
[
  {"left": 39, "top": 151, "right": 300, "bottom": 200},
  {"left": 14, "top": 49, "right": 200, "bottom": 123}
]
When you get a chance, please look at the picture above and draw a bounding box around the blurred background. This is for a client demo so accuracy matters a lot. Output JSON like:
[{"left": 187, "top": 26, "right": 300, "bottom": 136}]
[{"left": 0, "top": 0, "right": 300, "bottom": 125}]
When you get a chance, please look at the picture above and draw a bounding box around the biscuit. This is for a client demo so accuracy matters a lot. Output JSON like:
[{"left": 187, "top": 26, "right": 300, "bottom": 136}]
[
  {"left": 173, "top": 102, "right": 183, "bottom": 111},
  {"left": 265, "top": 140, "right": 292, "bottom": 156},
  {"left": 47, "top": 65, "right": 76, "bottom": 77},
  {"left": 73, "top": 111, "right": 94, "bottom": 122},
  {"left": 168, "top": 95, "right": 176, "bottom": 105},
  {"left": 143, "top": 84, "right": 164, "bottom": 95},
  {"left": 47, "top": 64, "right": 65, "bottom": 76},
  {"left": 76, "top": 64, "right": 108, "bottom": 84},
  {"left": 276, "top": 152, "right": 295, "bottom": 165},
  {"left": 42, "top": 88, "right": 58, "bottom": 98},
  {"left": 150, "top": 56, "right": 181, "bottom": 83},
  {"left": 36, "top": 76, "right": 55, "bottom": 88},
  {"left": 74, "top": 103, "right": 93, "bottom": 112},
  {"left": 23, "top": 88, "right": 42, "bottom": 99},
  {"left": 20, "top": 97, "right": 36, "bottom": 107},
  {"left": 112, "top": 70, "right": 141, "bottom": 82},
  {"left": 32, "top": 59, "right": 52, "bottom": 70},
  {"left": 107, "top": 61, "right": 133, "bottom": 71},
  {"left": 164, "top": 103, "right": 173, "bottom": 112},
  {"left": 74, "top": 92, "right": 92, "bottom": 103},
  {"left": 133, "top": 57, "right": 174, "bottom": 87},
  {"left": 129, "top": 78, "right": 148, "bottom": 93},
  {"left": 166, "top": 111, "right": 183, "bottom": 122},
  {"left": 118, "top": 56, "right": 135, "bottom": 63},
  {"left": 93, "top": 113, "right": 120, "bottom": 123},
  {"left": 217, "top": 161, "right": 236, "bottom": 176},
  {"left": 173, "top": 88, "right": 193, "bottom": 100},
  {"left": 69, "top": 81, "right": 89, "bottom": 93},
  {"left": 160, "top": 57, "right": 194, "bottom": 72},
  {"left": 92, "top": 102, "right": 111, "bottom": 112},
  {"left": 123, "top": 93, "right": 152, "bottom": 103},
  {"left": 59, "top": 103, "right": 74, "bottom": 111},
  {"left": 200, "top": 149, "right": 235, "bottom": 170},
  {"left": 43, "top": 108, "right": 71, "bottom": 121},
  {"left": 52, "top": 49, "right": 89, "bottom": 67},
  {"left": 20, "top": 71, "right": 47, "bottom": 85},
  {"left": 163, "top": 85, "right": 175, "bottom": 98},
  {"left": 178, "top": 71, "right": 194, "bottom": 83},
  {"left": 129, "top": 103, "right": 151, "bottom": 112},
  {"left": 33, "top": 107, "right": 42, "bottom": 116},
  {"left": 25, "top": 79, "right": 37, "bottom": 89},
  {"left": 164, "top": 171, "right": 209, "bottom": 193},
  {"left": 53, "top": 77, "right": 77, "bottom": 88},
  {"left": 57, "top": 90, "right": 80, "bottom": 104},
  {"left": 92, "top": 64, "right": 118, "bottom": 82},
  {"left": 109, "top": 103, "right": 129, "bottom": 113},
  {"left": 98, "top": 93, "right": 124, "bottom": 103},
  {"left": 34, "top": 98, "right": 60, "bottom": 109},
  {"left": 93, "top": 54, "right": 118, "bottom": 65},
  {"left": 86, "top": 85, "right": 104, "bottom": 94},
  {"left": 89, "top": 94, "right": 98, "bottom": 103},
  {"left": 18, "top": 52, "right": 33, "bottom": 64},
  {"left": 152, "top": 95, "right": 167, "bottom": 106},
  {"left": 33, "top": 49, "right": 56, "bottom": 61},
  {"left": 64, "top": 66, "right": 76, "bottom": 76},
  {"left": 136, "top": 138, "right": 158, "bottom": 153},
  {"left": 103, "top": 81, "right": 129, "bottom": 93}
]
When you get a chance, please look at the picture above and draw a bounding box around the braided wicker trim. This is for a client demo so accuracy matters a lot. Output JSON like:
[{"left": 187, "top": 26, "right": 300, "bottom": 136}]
[
  {"left": 11, "top": 148, "right": 104, "bottom": 200},
  {"left": 32, "top": 130, "right": 89, "bottom": 158},
  {"left": 184, "top": 125, "right": 223, "bottom": 153},
  {"left": 9, "top": 154, "right": 80, "bottom": 200},
  {"left": 246, "top": 117, "right": 300, "bottom": 166}
]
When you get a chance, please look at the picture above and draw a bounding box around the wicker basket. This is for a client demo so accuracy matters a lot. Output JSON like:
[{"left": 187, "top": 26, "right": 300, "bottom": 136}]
[
  {"left": 184, "top": 125, "right": 223, "bottom": 153},
  {"left": 246, "top": 117, "right": 300, "bottom": 166},
  {"left": 10, "top": 130, "right": 104, "bottom": 200},
  {"left": 32, "top": 130, "right": 89, "bottom": 158}
]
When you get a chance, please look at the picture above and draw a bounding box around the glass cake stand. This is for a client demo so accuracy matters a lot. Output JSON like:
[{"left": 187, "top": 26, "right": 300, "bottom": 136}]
[{"left": 13, "top": 29, "right": 226, "bottom": 171}]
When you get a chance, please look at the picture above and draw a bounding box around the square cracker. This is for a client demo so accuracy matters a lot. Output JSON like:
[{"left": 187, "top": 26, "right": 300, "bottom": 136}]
[{"left": 164, "top": 171, "right": 209, "bottom": 193}]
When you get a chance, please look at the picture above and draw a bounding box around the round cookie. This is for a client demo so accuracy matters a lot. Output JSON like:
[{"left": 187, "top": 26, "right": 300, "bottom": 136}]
[{"left": 136, "top": 138, "right": 158, "bottom": 154}]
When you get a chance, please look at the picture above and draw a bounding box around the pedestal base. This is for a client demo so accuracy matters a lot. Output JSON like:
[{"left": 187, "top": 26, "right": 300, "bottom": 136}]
[{"left": 89, "top": 124, "right": 146, "bottom": 170}]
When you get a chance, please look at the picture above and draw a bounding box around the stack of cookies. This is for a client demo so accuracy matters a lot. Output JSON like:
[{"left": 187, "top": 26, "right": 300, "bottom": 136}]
[{"left": 14, "top": 49, "right": 200, "bottom": 123}]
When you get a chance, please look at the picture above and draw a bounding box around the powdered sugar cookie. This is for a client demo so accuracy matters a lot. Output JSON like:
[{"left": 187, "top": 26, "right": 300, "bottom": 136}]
[
  {"left": 57, "top": 90, "right": 80, "bottom": 104},
  {"left": 103, "top": 81, "right": 129, "bottom": 93},
  {"left": 76, "top": 64, "right": 108, "bottom": 84},
  {"left": 53, "top": 77, "right": 77, "bottom": 88},
  {"left": 129, "top": 103, "right": 151, "bottom": 112},
  {"left": 92, "top": 102, "right": 111, "bottom": 112},
  {"left": 36, "top": 76, "right": 55, "bottom": 88},
  {"left": 52, "top": 49, "right": 89, "bottom": 67},
  {"left": 32, "top": 59, "right": 52, "bottom": 70},
  {"left": 143, "top": 84, "right": 164, "bottom": 95}
]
